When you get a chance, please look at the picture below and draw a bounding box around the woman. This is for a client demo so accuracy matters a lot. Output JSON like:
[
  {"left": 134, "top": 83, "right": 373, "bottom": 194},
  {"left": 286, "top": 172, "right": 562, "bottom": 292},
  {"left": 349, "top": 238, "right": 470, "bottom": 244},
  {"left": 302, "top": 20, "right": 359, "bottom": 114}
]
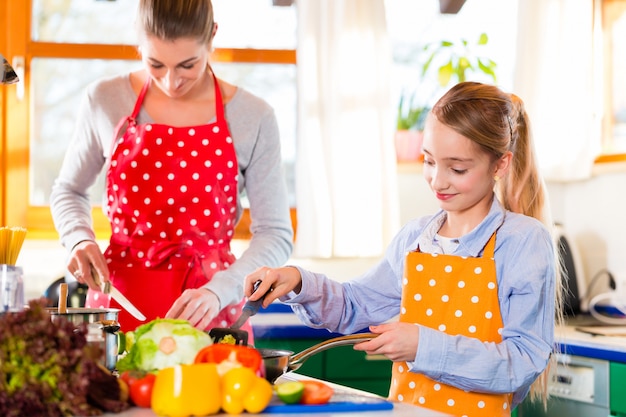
[
  {"left": 50, "top": 0, "right": 293, "bottom": 334},
  {"left": 245, "top": 82, "right": 560, "bottom": 416}
]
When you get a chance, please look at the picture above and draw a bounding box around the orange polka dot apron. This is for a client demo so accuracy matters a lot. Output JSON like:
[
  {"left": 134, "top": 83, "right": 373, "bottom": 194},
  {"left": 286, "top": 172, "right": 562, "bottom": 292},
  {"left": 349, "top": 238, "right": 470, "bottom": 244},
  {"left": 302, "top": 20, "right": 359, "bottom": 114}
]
[
  {"left": 389, "top": 233, "right": 512, "bottom": 417},
  {"left": 86, "top": 73, "right": 252, "bottom": 337}
]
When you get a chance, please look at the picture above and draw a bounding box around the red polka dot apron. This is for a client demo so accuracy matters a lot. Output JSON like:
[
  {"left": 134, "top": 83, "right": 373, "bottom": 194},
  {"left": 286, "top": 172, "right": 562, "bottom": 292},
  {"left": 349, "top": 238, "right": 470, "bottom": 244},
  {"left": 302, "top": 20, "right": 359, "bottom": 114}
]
[
  {"left": 86, "top": 72, "right": 252, "bottom": 338},
  {"left": 389, "top": 233, "right": 512, "bottom": 417}
]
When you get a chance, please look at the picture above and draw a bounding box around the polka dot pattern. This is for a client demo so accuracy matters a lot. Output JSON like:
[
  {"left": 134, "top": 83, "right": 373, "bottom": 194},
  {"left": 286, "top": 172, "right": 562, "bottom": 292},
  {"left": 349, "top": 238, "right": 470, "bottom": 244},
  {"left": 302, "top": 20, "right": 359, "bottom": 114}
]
[
  {"left": 88, "top": 77, "right": 250, "bottom": 336},
  {"left": 391, "top": 234, "right": 512, "bottom": 416}
]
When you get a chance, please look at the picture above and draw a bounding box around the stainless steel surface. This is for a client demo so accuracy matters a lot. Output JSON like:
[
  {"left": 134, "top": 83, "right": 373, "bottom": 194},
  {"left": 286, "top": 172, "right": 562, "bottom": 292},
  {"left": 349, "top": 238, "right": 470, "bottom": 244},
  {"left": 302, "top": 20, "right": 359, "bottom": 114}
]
[
  {"left": 259, "top": 333, "right": 378, "bottom": 382},
  {"left": 47, "top": 307, "right": 121, "bottom": 370},
  {"left": 102, "top": 281, "right": 146, "bottom": 322},
  {"left": 517, "top": 353, "right": 609, "bottom": 417},
  {"left": 92, "top": 268, "right": 146, "bottom": 322}
]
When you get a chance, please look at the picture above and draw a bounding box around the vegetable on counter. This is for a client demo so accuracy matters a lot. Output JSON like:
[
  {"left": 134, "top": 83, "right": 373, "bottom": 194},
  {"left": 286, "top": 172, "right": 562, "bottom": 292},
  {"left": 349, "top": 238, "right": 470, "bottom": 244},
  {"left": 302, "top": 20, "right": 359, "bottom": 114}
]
[
  {"left": 299, "top": 380, "right": 334, "bottom": 405},
  {"left": 151, "top": 363, "right": 222, "bottom": 417},
  {"left": 221, "top": 367, "right": 273, "bottom": 415},
  {"left": 194, "top": 343, "right": 264, "bottom": 376},
  {"left": 0, "top": 298, "right": 130, "bottom": 416},
  {"left": 116, "top": 318, "right": 213, "bottom": 373},
  {"left": 274, "top": 380, "right": 334, "bottom": 406},
  {"left": 120, "top": 370, "right": 156, "bottom": 408}
]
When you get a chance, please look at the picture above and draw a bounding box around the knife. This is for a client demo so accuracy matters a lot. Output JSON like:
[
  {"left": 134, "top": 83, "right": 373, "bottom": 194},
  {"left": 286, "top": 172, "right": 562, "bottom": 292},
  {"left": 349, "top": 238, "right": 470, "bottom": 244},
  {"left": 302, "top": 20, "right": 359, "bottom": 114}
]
[{"left": 92, "top": 269, "right": 147, "bottom": 322}]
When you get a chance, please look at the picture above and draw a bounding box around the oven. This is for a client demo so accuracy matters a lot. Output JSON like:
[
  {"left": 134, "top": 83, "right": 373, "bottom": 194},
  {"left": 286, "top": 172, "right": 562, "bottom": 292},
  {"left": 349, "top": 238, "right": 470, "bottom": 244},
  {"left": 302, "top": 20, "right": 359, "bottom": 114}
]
[{"left": 517, "top": 353, "right": 609, "bottom": 417}]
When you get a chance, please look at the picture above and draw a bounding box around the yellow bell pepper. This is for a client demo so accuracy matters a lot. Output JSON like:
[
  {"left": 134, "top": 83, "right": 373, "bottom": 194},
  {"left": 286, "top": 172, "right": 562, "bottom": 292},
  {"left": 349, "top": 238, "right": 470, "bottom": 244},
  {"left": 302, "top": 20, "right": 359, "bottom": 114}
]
[
  {"left": 221, "top": 367, "right": 273, "bottom": 415},
  {"left": 151, "top": 363, "right": 222, "bottom": 417}
]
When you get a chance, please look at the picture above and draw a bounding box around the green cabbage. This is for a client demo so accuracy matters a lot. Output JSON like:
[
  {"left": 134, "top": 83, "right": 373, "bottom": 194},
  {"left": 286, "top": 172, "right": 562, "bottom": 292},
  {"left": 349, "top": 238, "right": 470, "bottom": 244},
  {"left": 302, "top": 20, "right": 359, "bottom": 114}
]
[{"left": 116, "top": 318, "right": 212, "bottom": 372}]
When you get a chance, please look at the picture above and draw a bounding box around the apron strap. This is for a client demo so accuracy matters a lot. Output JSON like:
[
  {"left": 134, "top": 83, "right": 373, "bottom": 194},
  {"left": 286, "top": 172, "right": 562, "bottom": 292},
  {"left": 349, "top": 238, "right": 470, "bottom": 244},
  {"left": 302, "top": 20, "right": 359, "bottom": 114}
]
[{"left": 208, "top": 66, "right": 225, "bottom": 122}]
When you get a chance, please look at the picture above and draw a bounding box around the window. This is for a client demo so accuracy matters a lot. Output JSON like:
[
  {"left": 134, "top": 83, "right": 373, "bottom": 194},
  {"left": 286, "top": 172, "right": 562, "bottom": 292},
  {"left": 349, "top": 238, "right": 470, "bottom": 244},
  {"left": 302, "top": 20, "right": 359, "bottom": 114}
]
[
  {"left": 600, "top": 0, "right": 626, "bottom": 154},
  {"left": 2, "top": 0, "right": 296, "bottom": 238}
]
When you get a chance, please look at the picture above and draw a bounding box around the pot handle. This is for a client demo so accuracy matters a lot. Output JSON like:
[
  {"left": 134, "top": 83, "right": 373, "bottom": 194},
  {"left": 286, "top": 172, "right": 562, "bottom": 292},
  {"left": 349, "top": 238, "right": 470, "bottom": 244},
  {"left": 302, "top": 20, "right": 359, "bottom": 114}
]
[{"left": 289, "top": 333, "right": 378, "bottom": 370}]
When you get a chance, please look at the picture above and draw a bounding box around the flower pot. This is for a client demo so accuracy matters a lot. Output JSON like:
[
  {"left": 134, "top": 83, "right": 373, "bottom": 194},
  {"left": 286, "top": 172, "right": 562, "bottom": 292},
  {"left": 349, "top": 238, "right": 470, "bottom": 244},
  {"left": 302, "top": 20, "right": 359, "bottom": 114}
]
[{"left": 394, "top": 130, "right": 423, "bottom": 162}]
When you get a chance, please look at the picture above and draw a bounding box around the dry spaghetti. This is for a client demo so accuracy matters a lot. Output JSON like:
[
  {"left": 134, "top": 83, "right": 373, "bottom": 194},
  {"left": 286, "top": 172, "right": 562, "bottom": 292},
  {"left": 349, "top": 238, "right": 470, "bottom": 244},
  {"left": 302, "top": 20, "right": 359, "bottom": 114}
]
[{"left": 0, "top": 226, "right": 27, "bottom": 265}]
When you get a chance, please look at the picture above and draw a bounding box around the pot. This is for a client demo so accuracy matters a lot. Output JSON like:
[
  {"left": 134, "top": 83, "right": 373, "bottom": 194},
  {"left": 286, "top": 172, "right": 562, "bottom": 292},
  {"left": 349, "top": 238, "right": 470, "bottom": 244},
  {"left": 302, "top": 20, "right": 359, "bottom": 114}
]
[
  {"left": 257, "top": 333, "right": 377, "bottom": 383},
  {"left": 47, "top": 307, "right": 121, "bottom": 371}
]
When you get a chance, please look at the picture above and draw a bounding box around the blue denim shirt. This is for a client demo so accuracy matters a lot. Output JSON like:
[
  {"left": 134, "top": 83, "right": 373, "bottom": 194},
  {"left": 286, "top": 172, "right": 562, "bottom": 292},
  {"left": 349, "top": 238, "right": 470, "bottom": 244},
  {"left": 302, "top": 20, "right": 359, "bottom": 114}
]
[{"left": 283, "top": 197, "right": 556, "bottom": 406}]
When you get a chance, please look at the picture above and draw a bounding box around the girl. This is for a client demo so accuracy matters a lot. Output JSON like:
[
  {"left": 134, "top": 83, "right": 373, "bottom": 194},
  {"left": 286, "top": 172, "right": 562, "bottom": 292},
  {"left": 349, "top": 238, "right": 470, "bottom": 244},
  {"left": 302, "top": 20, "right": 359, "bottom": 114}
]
[{"left": 245, "top": 82, "right": 558, "bottom": 416}]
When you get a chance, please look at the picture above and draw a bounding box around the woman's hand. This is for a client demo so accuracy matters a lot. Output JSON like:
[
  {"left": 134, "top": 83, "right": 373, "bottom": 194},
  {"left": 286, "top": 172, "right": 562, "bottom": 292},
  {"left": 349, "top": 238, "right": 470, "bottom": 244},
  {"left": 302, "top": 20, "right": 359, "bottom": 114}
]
[
  {"left": 353, "top": 322, "right": 420, "bottom": 363},
  {"left": 66, "top": 240, "right": 109, "bottom": 291},
  {"left": 244, "top": 266, "right": 302, "bottom": 307},
  {"left": 165, "top": 288, "right": 221, "bottom": 330}
]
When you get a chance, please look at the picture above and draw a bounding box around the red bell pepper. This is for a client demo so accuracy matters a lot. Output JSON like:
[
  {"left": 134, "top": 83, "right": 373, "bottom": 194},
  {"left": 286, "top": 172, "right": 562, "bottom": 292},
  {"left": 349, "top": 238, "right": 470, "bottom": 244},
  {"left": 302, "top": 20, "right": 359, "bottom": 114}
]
[{"left": 194, "top": 344, "right": 264, "bottom": 376}]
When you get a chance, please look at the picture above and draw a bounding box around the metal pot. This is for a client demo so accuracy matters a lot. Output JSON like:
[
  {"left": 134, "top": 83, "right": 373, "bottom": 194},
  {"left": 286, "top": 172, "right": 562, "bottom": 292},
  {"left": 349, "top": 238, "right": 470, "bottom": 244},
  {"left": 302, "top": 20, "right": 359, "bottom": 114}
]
[
  {"left": 47, "top": 307, "right": 121, "bottom": 371},
  {"left": 257, "top": 333, "right": 377, "bottom": 383}
]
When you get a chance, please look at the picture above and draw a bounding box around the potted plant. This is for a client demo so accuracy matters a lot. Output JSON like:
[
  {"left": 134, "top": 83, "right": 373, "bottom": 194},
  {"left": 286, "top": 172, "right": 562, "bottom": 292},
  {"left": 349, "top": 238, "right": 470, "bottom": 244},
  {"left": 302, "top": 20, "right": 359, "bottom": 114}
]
[
  {"left": 394, "top": 32, "right": 498, "bottom": 163},
  {"left": 421, "top": 32, "right": 497, "bottom": 90},
  {"left": 394, "top": 91, "right": 429, "bottom": 162}
]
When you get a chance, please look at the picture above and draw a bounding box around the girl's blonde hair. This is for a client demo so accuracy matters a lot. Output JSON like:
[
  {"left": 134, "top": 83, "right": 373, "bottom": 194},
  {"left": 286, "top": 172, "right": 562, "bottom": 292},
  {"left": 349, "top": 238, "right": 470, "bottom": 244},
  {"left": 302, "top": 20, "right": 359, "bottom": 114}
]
[{"left": 431, "top": 81, "right": 564, "bottom": 407}]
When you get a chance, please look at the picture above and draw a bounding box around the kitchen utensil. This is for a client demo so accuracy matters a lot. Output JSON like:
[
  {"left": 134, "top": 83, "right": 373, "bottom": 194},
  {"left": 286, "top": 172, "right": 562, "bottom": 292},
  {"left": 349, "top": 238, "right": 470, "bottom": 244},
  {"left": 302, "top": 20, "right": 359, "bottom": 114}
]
[
  {"left": 58, "top": 282, "right": 68, "bottom": 314},
  {"left": 1, "top": 264, "right": 24, "bottom": 313},
  {"left": 258, "top": 333, "right": 378, "bottom": 383},
  {"left": 47, "top": 307, "right": 121, "bottom": 371},
  {"left": 263, "top": 397, "right": 393, "bottom": 414},
  {"left": 208, "top": 280, "right": 266, "bottom": 345},
  {"left": 92, "top": 269, "right": 146, "bottom": 322}
]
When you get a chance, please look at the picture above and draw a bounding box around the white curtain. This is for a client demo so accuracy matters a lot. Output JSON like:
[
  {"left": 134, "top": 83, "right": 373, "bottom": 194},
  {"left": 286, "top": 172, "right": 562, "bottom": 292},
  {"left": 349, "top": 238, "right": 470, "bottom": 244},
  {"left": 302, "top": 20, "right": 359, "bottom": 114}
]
[
  {"left": 294, "top": 0, "right": 400, "bottom": 258},
  {"left": 513, "top": 0, "right": 602, "bottom": 181}
]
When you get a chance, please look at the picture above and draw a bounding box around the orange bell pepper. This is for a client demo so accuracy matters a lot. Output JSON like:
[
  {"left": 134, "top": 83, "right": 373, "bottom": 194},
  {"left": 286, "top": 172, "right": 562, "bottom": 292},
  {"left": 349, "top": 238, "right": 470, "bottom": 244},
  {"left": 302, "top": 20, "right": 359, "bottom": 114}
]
[{"left": 151, "top": 363, "right": 221, "bottom": 417}]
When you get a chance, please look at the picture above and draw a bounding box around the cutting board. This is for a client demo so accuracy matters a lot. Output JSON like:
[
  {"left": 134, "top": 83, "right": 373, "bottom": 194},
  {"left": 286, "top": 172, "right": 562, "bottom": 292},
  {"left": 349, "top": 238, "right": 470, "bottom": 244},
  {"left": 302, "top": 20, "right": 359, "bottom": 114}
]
[{"left": 263, "top": 393, "right": 394, "bottom": 414}]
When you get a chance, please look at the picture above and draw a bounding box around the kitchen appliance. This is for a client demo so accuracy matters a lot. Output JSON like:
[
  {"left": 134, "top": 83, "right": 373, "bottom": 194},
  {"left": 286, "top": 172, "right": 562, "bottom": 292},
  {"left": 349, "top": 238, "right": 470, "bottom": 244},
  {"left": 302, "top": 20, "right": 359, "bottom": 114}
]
[
  {"left": 555, "top": 224, "right": 588, "bottom": 316},
  {"left": 517, "top": 353, "right": 609, "bottom": 417}
]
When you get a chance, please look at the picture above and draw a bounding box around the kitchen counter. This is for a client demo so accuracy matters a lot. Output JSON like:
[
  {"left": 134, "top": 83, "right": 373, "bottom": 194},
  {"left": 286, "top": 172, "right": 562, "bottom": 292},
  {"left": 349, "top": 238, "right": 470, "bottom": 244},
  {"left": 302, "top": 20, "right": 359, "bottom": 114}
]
[
  {"left": 99, "top": 373, "right": 453, "bottom": 417},
  {"left": 557, "top": 315, "right": 626, "bottom": 363}
]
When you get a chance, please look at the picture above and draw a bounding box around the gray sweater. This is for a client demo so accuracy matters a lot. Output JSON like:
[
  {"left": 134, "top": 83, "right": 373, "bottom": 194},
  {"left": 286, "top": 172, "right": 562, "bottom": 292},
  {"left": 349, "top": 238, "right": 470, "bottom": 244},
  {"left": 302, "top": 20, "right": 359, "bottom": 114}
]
[{"left": 50, "top": 74, "right": 293, "bottom": 308}]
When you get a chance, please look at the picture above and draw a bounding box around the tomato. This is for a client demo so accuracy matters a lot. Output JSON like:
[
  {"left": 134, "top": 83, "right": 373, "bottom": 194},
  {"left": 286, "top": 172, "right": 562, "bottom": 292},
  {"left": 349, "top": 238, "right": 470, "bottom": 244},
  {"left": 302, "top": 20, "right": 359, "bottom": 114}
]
[
  {"left": 129, "top": 372, "right": 156, "bottom": 408},
  {"left": 119, "top": 370, "right": 141, "bottom": 388},
  {"left": 194, "top": 343, "right": 263, "bottom": 374},
  {"left": 299, "top": 380, "right": 334, "bottom": 405}
]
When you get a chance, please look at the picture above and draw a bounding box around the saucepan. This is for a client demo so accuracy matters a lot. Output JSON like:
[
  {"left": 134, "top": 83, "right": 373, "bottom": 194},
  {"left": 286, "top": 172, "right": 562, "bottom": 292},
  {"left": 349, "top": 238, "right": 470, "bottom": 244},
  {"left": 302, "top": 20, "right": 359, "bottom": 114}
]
[
  {"left": 47, "top": 284, "right": 121, "bottom": 371},
  {"left": 257, "top": 333, "right": 378, "bottom": 383}
]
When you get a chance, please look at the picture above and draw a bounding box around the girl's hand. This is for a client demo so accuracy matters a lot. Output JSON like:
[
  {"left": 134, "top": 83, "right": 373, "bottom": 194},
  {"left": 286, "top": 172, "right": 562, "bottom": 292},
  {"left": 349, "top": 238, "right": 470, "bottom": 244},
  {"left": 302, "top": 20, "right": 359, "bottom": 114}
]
[
  {"left": 244, "top": 266, "right": 302, "bottom": 307},
  {"left": 353, "top": 322, "right": 420, "bottom": 362}
]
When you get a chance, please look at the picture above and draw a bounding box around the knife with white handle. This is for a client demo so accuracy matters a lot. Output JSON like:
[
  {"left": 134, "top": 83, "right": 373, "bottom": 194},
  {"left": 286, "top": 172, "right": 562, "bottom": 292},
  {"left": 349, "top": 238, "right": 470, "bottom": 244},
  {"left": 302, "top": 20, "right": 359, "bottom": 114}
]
[{"left": 92, "top": 269, "right": 146, "bottom": 322}]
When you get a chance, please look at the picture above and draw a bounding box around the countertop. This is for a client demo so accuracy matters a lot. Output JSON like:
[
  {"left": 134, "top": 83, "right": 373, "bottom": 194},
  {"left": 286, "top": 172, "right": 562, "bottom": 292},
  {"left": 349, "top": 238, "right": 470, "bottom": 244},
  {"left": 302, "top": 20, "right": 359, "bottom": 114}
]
[{"left": 98, "top": 373, "right": 453, "bottom": 417}]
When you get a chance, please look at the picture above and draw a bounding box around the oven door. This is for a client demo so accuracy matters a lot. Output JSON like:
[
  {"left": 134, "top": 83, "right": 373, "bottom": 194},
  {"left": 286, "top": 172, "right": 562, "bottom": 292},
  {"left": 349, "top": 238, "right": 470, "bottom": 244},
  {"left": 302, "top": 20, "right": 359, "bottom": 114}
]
[{"left": 517, "top": 354, "right": 609, "bottom": 417}]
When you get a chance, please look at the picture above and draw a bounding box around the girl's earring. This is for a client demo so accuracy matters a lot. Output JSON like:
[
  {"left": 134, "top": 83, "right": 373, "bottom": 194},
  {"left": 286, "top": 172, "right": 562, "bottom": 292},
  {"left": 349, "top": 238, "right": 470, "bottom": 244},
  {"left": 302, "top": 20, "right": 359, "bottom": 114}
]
[{"left": 494, "top": 175, "right": 500, "bottom": 182}]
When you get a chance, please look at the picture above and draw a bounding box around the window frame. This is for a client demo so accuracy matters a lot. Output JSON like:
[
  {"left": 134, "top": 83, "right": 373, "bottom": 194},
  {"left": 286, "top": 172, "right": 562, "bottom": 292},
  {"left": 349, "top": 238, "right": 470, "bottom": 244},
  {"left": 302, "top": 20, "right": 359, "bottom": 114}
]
[{"left": 1, "top": 1, "right": 296, "bottom": 239}]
